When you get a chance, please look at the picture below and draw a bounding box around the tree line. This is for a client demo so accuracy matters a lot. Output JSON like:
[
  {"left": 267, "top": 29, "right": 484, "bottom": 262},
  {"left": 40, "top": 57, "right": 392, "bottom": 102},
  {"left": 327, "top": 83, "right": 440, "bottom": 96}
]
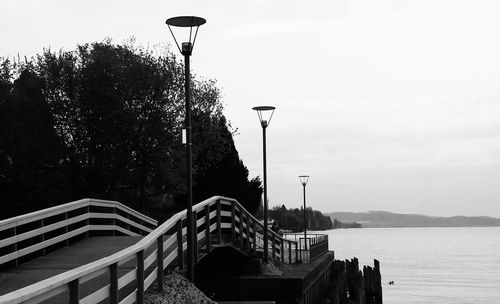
[
  {"left": 0, "top": 39, "right": 262, "bottom": 220},
  {"left": 267, "top": 205, "right": 333, "bottom": 232}
]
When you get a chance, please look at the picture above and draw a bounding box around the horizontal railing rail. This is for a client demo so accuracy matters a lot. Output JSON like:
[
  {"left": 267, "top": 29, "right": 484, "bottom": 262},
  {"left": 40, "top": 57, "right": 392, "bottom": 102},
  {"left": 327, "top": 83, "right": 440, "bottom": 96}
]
[
  {"left": 283, "top": 233, "right": 329, "bottom": 262},
  {"left": 0, "top": 198, "right": 157, "bottom": 269},
  {"left": 0, "top": 196, "right": 298, "bottom": 304}
]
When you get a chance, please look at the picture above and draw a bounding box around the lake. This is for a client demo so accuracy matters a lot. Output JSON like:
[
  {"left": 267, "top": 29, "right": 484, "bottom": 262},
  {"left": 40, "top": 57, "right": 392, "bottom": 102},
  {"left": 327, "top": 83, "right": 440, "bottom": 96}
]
[{"left": 322, "top": 227, "right": 500, "bottom": 304}]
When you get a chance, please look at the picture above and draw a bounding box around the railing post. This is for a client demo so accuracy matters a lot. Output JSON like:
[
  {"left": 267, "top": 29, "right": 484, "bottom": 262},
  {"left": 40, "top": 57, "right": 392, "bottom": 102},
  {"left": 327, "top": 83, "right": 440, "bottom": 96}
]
[
  {"left": 205, "top": 205, "right": 211, "bottom": 253},
  {"left": 239, "top": 205, "right": 244, "bottom": 249},
  {"left": 193, "top": 211, "right": 199, "bottom": 263},
  {"left": 110, "top": 263, "right": 118, "bottom": 304},
  {"left": 157, "top": 234, "right": 164, "bottom": 292},
  {"left": 64, "top": 212, "right": 69, "bottom": 247},
  {"left": 177, "top": 220, "right": 184, "bottom": 269},
  {"left": 85, "top": 206, "right": 90, "bottom": 239},
  {"left": 111, "top": 207, "right": 117, "bottom": 236},
  {"left": 41, "top": 219, "right": 46, "bottom": 255},
  {"left": 231, "top": 202, "right": 236, "bottom": 243},
  {"left": 69, "top": 279, "right": 79, "bottom": 304},
  {"left": 10, "top": 226, "right": 17, "bottom": 267},
  {"left": 295, "top": 242, "right": 299, "bottom": 262},
  {"left": 216, "top": 200, "right": 222, "bottom": 244},
  {"left": 281, "top": 240, "right": 285, "bottom": 262},
  {"left": 252, "top": 219, "right": 257, "bottom": 253},
  {"left": 246, "top": 211, "right": 251, "bottom": 252},
  {"left": 137, "top": 250, "right": 144, "bottom": 304},
  {"left": 288, "top": 241, "right": 292, "bottom": 264},
  {"left": 271, "top": 233, "right": 276, "bottom": 260}
]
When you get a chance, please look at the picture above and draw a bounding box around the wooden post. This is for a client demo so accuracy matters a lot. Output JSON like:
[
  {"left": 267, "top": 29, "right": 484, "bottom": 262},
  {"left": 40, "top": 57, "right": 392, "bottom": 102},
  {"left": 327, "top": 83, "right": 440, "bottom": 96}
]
[
  {"left": 177, "top": 220, "right": 184, "bottom": 269},
  {"left": 295, "top": 242, "right": 299, "bottom": 262},
  {"left": 281, "top": 240, "right": 285, "bottom": 262},
  {"left": 288, "top": 241, "right": 292, "bottom": 264},
  {"left": 205, "top": 206, "right": 211, "bottom": 253},
  {"left": 84, "top": 206, "right": 90, "bottom": 239},
  {"left": 252, "top": 219, "right": 257, "bottom": 253},
  {"left": 64, "top": 212, "right": 70, "bottom": 246},
  {"left": 216, "top": 200, "right": 222, "bottom": 244},
  {"left": 246, "top": 211, "right": 251, "bottom": 252},
  {"left": 110, "top": 263, "right": 118, "bottom": 304},
  {"left": 157, "top": 235, "right": 164, "bottom": 292},
  {"left": 231, "top": 202, "right": 236, "bottom": 243},
  {"left": 137, "top": 250, "right": 144, "bottom": 304},
  {"left": 111, "top": 208, "right": 116, "bottom": 236},
  {"left": 271, "top": 233, "right": 276, "bottom": 260},
  {"left": 193, "top": 211, "right": 198, "bottom": 263},
  {"left": 69, "top": 279, "right": 79, "bottom": 304},
  {"left": 239, "top": 205, "right": 244, "bottom": 249},
  {"left": 41, "top": 219, "right": 46, "bottom": 255}
]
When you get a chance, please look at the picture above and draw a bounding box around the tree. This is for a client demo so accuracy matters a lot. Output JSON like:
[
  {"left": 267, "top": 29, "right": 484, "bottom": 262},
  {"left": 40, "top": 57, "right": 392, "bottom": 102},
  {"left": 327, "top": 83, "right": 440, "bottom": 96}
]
[{"left": 0, "top": 40, "right": 262, "bottom": 219}]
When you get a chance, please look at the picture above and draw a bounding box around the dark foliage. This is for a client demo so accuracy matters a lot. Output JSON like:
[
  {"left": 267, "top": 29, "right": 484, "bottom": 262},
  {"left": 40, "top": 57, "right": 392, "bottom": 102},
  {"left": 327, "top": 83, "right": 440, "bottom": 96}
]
[
  {"left": 333, "top": 218, "right": 362, "bottom": 229},
  {"left": 268, "top": 205, "right": 333, "bottom": 232},
  {"left": 0, "top": 41, "right": 262, "bottom": 220}
]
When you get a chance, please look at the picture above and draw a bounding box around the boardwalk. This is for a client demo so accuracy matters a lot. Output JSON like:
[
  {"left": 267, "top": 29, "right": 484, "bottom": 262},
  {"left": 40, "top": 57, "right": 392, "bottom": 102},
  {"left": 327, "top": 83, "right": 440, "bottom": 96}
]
[
  {"left": 0, "top": 197, "right": 319, "bottom": 303},
  {"left": 0, "top": 236, "right": 142, "bottom": 296}
]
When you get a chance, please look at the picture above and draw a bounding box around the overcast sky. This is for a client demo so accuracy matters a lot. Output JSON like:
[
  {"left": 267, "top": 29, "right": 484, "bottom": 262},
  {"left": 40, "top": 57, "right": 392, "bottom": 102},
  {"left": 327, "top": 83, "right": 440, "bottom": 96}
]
[{"left": 3, "top": 0, "right": 500, "bottom": 217}]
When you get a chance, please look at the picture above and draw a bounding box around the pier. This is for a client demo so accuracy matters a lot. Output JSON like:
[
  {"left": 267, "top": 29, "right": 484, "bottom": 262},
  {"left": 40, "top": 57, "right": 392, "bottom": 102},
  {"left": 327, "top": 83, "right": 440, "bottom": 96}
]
[{"left": 0, "top": 196, "right": 334, "bottom": 304}]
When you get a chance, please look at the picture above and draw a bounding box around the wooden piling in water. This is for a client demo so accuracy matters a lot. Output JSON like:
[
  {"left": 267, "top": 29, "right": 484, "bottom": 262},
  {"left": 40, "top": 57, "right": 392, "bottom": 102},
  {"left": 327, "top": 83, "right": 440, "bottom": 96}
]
[{"left": 324, "top": 258, "right": 382, "bottom": 304}]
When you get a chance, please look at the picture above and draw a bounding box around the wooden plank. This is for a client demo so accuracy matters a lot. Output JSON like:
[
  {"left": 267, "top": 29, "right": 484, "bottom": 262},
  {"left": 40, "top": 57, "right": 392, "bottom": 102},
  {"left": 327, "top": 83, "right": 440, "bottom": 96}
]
[
  {"left": 22, "top": 284, "right": 68, "bottom": 304},
  {"left": 119, "top": 289, "right": 137, "bottom": 304},
  {"left": 0, "top": 213, "right": 90, "bottom": 248},
  {"left": 118, "top": 269, "right": 137, "bottom": 289},
  {"left": 144, "top": 268, "right": 157, "bottom": 293},
  {"left": 163, "top": 248, "right": 178, "bottom": 267},
  {"left": 144, "top": 248, "right": 157, "bottom": 270},
  {"left": 80, "top": 284, "right": 110, "bottom": 304}
]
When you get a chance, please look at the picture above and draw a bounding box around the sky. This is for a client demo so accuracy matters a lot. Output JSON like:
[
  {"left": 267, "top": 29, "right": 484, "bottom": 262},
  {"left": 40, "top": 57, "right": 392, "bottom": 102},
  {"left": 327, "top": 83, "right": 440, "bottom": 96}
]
[{"left": 2, "top": 0, "right": 500, "bottom": 217}]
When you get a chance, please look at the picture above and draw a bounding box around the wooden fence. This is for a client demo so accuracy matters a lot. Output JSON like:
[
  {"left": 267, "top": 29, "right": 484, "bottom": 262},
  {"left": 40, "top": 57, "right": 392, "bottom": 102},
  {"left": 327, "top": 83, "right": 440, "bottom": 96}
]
[{"left": 0, "top": 196, "right": 298, "bottom": 304}]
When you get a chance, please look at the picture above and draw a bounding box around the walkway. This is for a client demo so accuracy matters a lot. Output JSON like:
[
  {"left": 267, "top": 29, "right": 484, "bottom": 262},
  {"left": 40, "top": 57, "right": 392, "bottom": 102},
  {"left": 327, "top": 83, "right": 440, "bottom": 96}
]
[{"left": 0, "top": 236, "right": 142, "bottom": 302}]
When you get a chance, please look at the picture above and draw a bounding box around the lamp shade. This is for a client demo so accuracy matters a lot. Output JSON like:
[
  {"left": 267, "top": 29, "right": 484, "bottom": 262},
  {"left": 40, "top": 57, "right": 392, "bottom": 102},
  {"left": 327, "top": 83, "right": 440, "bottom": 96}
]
[
  {"left": 165, "top": 16, "right": 206, "bottom": 55},
  {"left": 252, "top": 106, "right": 276, "bottom": 128},
  {"left": 299, "top": 175, "right": 310, "bottom": 186}
]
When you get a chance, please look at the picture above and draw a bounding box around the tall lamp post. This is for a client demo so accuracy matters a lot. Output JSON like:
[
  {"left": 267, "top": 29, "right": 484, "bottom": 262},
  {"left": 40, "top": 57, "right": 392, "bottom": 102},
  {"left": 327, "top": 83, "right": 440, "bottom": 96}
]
[
  {"left": 253, "top": 106, "right": 275, "bottom": 263},
  {"left": 299, "top": 175, "right": 310, "bottom": 250},
  {"left": 166, "top": 16, "right": 206, "bottom": 282}
]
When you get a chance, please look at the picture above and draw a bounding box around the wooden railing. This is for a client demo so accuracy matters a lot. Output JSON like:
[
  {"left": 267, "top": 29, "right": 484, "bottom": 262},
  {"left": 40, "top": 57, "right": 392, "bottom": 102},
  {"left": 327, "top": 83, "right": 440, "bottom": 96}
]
[
  {"left": 0, "top": 198, "right": 157, "bottom": 269},
  {"left": 284, "top": 233, "right": 329, "bottom": 262},
  {"left": 0, "top": 196, "right": 298, "bottom": 304}
]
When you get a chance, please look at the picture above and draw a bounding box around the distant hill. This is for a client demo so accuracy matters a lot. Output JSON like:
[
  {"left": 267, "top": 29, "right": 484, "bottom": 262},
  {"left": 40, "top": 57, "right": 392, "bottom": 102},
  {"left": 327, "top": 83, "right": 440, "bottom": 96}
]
[{"left": 328, "top": 211, "right": 500, "bottom": 228}]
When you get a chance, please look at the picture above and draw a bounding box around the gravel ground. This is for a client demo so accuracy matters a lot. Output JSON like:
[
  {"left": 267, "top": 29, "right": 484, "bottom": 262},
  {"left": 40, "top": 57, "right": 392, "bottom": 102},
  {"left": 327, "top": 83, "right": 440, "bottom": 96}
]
[{"left": 144, "top": 272, "right": 216, "bottom": 304}]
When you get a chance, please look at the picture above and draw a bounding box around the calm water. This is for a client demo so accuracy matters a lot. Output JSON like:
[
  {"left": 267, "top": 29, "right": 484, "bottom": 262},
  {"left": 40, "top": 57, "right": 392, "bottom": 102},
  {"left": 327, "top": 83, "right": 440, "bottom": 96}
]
[{"left": 322, "top": 227, "right": 500, "bottom": 304}]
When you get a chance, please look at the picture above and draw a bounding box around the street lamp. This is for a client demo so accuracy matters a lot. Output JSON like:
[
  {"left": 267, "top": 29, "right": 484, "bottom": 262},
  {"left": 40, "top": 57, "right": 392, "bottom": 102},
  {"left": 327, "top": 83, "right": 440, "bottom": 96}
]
[
  {"left": 166, "top": 15, "right": 206, "bottom": 282},
  {"left": 299, "top": 175, "right": 310, "bottom": 250},
  {"left": 252, "top": 106, "right": 275, "bottom": 263}
]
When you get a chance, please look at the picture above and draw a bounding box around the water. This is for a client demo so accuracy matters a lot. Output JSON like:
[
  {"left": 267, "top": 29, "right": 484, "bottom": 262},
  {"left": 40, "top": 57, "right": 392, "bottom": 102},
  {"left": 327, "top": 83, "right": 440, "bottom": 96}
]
[{"left": 323, "top": 227, "right": 500, "bottom": 304}]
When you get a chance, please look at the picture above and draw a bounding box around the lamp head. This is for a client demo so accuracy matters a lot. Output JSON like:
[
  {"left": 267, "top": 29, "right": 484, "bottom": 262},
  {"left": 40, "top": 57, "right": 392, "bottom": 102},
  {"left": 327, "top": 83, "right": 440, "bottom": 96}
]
[
  {"left": 166, "top": 16, "right": 206, "bottom": 55},
  {"left": 299, "top": 175, "right": 310, "bottom": 186},
  {"left": 252, "top": 106, "right": 276, "bottom": 128}
]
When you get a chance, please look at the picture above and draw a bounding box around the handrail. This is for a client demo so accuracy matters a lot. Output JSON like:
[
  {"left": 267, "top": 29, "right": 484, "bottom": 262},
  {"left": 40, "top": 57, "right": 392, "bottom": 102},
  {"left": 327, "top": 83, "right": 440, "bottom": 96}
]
[
  {"left": 0, "top": 196, "right": 299, "bottom": 304},
  {"left": 0, "top": 198, "right": 157, "bottom": 268},
  {"left": 283, "top": 232, "right": 329, "bottom": 262},
  {"left": 0, "top": 198, "right": 157, "bottom": 228}
]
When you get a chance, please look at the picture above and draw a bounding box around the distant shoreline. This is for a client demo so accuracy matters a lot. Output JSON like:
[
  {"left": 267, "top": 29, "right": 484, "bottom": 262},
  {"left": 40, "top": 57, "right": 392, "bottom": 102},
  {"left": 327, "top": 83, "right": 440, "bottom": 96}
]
[{"left": 328, "top": 210, "right": 500, "bottom": 229}]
